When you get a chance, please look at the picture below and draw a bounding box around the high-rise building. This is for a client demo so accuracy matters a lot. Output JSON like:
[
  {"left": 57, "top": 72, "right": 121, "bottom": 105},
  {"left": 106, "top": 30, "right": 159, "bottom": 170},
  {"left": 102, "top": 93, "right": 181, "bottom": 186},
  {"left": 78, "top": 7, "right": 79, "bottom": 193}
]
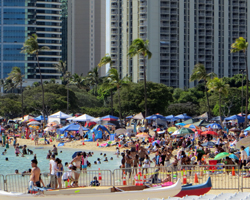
[
  {"left": 61, "top": 0, "right": 68, "bottom": 62},
  {"left": 0, "top": 0, "right": 62, "bottom": 86},
  {"left": 67, "top": 0, "right": 106, "bottom": 77},
  {"left": 110, "top": 0, "right": 250, "bottom": 88}
]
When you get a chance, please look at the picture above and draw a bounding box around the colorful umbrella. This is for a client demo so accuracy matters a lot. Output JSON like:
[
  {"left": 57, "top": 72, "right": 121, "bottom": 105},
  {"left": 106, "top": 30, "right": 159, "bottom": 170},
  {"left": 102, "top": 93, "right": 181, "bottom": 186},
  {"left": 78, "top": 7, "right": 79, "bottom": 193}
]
[
  {"left": 136, "top": 133, "right": 149, "bottom": 138},
  {"left": 192, "top": 129, "right": 203, "bottom": 134},
  {"left": 214, "top": 152, "right": 229, "bottom": 160},
  {"left": 201, "top": 131, "right": 218, "bottom": 136},
  {"left": 184, "top": 124, "right": 199, "bottom": 129},
  {"left": 168, "top": 127, "right": 177, "bottom": 132},
  {"left": 27, "top": 121, "right": 40, "bottom": 125},
  {"left": 178, "top": 128, "right": 195, "bottom": 135}
]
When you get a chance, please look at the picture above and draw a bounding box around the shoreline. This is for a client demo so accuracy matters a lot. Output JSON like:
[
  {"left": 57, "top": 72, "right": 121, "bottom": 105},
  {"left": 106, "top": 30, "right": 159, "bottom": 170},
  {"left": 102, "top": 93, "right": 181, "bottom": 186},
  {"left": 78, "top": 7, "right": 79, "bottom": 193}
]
[{"left": 15, "top": 138, "right": 118, "bottom": 152}]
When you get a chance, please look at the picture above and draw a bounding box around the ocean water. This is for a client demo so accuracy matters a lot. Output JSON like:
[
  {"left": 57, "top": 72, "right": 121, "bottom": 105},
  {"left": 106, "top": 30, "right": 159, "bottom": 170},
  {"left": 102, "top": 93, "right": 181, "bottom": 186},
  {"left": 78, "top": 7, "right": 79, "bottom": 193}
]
[{"left": 0, "top": 145, "right": 121, "bottom": 175}]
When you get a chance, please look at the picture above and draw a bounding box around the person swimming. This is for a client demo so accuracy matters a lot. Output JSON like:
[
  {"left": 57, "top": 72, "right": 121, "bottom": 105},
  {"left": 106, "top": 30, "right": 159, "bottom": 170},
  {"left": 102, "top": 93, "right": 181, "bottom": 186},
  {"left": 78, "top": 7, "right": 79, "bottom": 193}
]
[
  {"left": 110, "top": 157, "right": 113, "bottom": 160},
  {"left": 94, "top": 161, "right": 97, "bottom": 165},
  {"left": 100, "top": 153, "right": 102, "bottom": 155},
  {"left": 104, "top": 157, "right": 108, "bottom": 162},
  {"left": 97, "top": 158, "right": 101, "bottom": 164},
  {"left": 104, "top": 153, "right": 106, "bottom": 157},
  {"left": 5, "top": 157, "right": 8, "bottom": 161},
  {"left": 60, "top": 151, "right": 62, "bottom": 153}
]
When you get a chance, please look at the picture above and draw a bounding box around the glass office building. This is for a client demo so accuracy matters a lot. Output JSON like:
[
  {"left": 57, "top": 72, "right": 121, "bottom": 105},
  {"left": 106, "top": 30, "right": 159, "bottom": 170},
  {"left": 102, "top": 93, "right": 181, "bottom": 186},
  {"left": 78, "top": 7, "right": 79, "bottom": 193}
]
[{"left": 0, "top": 0, "right": 62, "bottom": 84}]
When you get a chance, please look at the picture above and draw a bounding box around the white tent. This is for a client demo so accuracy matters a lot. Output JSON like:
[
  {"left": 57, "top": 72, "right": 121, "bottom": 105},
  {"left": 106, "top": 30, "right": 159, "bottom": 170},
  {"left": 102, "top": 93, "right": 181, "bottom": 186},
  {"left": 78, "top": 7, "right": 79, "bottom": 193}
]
[
  {"left": 90, "top": 117, "right": 102, "bottom": 122},
  {"left": 48, "top": 111, "right": 72, "bottom": 124},
  {"left": 66, "top": 116, "right": 76, "bottom": 121},
  {"left": 73, "top": 114, "right": 94, "bottom": 122}
]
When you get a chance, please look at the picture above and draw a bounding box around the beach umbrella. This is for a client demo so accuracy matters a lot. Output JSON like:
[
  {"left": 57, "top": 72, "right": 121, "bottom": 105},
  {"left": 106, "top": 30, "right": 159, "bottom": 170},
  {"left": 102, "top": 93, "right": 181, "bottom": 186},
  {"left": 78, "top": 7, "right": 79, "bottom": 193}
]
[
  {"left": 214, "top": 152, "right": 229, "bottom": 160},
  {"left": 136, "top": 133, "right": 149, "bottom": 138},
  {"left": 178, "top": 128, "right": 195, "bottom": 135},
  {"left": 245, "top": 147, "right": 250, "bottom": 157},
  {"left": 201, "top": 141, "right": 216, "bottom": 147},
  {"left": 175, "top": 114, "right": 192, "bottom": 120},
  {"left": 183, "top": 124, "right": 199, "bottom": 129},
  {"left": 201, "top": 131, "right": 218, "bottom": 136},
  {"left": 102, "top": 115, "right": 119, "bottom": 121},
  {"left": 245, "top": 126, "right": 250, "bottom": 131},
  {"left": 229, "top": 127, "right": 241, "bottom": 132},
  {"left": 27, "top": 121, "right": 41, "bottom": 125},
  {"left": 206, "top": 123, "right": 222, "bottom": 129},
  {"left": 229, "top": 154, "right": 239, "bottom": 160},
  {"left": 172, "top": 130, "right": 180, "bottom": 136},
  {"left": 146, "top": 114, "right": 166, "bottom": 120},
  {"left": 175, "top": 123, "right": 186, "bottom": 126},
  {"left": 126, "top": 115, "right": 133, "bottom": 119},
  {"left": 168, "top": 127, "right": 177, "bottom": 132},
  {"left": 192, "top": 129, "right": 203, "bottom": 134}
]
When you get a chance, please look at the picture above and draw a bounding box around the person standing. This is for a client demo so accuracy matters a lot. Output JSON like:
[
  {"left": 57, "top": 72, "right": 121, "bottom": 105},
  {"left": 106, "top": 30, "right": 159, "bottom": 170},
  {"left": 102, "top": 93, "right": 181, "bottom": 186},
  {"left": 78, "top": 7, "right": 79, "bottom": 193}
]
[
  {"left": 240, "top": 146, "right": 247, "bottom": 172},
  {"left": 125, "top": 150, "right": 133, "bottom": 178},
  {"left": 50, "top": 154, "right": 57, "bottom": 189},
  {"left": 29, "top": 159, "right": 41, "bottom": 192},
  {"left": 70, "top": 152, "right": 82, "bottom": 186},
  {"left": 52, "top": 145, "right": 58, "bottom": 155},
  {"left": 55, "top": 158, "right": 63, "bottom": 189}
]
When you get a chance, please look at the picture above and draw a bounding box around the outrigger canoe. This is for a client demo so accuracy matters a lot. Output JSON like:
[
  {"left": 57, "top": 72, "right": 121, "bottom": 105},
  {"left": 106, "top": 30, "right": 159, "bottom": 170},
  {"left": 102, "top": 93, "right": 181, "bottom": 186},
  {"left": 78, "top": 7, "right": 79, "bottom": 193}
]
[
  {"left": 43, "top": 178, "right": 182, "bottom": 200},
  {"left": 174, "top": 177, "right": 212, "bottom": 197}
]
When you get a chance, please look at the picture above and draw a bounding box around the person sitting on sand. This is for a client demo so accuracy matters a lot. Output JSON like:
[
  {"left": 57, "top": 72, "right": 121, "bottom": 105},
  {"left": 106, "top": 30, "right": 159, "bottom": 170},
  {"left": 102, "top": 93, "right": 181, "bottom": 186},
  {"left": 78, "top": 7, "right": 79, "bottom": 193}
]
[{"left": 90, "top": 176, "right": 100, "bottom": 187}]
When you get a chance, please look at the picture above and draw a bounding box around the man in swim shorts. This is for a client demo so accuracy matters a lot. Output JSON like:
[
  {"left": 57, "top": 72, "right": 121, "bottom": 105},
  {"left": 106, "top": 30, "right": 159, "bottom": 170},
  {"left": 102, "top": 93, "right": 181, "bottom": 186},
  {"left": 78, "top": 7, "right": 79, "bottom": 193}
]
[{"left": 29, "top": 159, "right": 41, "bottom": 192}]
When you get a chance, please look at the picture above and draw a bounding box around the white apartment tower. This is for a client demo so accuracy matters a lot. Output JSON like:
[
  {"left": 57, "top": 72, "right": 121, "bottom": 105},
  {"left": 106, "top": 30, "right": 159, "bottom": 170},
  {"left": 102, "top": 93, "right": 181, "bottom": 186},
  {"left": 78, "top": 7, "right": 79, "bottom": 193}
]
[
  {"left": 110, "top": 0, "right": 250, "bottom": 88},
  {"left": 68, "top": 0, "right": 106, "bottom": 77}
]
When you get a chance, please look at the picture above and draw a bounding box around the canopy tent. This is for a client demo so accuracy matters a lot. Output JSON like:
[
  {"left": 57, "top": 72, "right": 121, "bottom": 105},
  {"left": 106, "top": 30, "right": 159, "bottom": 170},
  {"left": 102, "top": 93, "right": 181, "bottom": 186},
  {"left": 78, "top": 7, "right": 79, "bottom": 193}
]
[
  {"left": 193, "top": 112, "right": 209, "bottom": 120},
  {"left": 126, "top": 115, "right": 134, "bottom": 119},
  {"left": 182, "top": 118, "right": 199, "bottom": 125},
  {"left": 23, "top": 115, "right": 34, "bottom": 120},
  {"left": 34, "top": 115, "right": 47, "bottom": 121},
  {"left": 132, "top": 112, "right": 144, "bottom": 120},
  {"left": 90, "top": 117, "right": 102, "bottom": 122},
  {"left": 224, "top": 115, "right": 245, "bottom": 123},
  {"left": 165, "top": 115, "right": 174, "bottom": 120},
  {"left": 73, "top": 114, "right": 94, "bottom": 122},
  {"left": 102, "top": 115, "right": 119, "bottom": 121},
  {"left": 48, "top": 111, "right": 72, "bottom": 124},
  {"left": 175, "top": 114, "right": 192, "bottom": 120},
  {"left": 210, "top": 116, "right": 225, "bottom": 122},
  {"left": 66, "top": 116, "right": 76, "bottom": 121}
]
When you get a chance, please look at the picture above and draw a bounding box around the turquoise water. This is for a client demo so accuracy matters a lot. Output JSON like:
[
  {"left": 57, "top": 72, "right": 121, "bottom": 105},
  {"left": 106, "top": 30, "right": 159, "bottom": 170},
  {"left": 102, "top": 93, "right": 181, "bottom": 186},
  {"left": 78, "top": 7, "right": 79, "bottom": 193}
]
[{"left": 0, "top": 145, "right": 121, "bottom": 175}]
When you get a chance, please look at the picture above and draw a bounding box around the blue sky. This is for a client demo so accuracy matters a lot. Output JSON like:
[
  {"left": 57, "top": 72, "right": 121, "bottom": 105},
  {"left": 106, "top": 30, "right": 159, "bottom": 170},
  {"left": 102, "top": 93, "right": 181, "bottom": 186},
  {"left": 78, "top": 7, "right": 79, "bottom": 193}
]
[{"left": 106, "top": 0, "right": 110, "bottom": 54}]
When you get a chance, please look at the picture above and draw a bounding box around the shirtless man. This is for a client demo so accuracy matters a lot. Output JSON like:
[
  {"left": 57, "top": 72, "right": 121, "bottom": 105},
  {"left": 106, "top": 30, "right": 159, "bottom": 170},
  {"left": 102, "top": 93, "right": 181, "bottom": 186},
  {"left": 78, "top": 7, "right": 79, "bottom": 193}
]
[
  {"left": 29, "top": 159, "right": 41, "bottom": 191},
  {"left": 138, "top": 146, "right": 147, "bottom": 166}
]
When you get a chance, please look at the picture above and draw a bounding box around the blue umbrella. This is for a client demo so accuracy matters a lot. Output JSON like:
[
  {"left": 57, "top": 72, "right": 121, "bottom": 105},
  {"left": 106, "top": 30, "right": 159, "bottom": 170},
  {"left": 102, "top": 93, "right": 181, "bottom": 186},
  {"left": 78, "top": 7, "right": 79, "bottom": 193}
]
[
  {"left": 206, "top": 123, "right": 222, "bottom": 129},
  {"left": 126, "top": 115, "right": 133, "bottom": 119},
  {"left": 245, "top": 147, "right": 250, "bottom": 157},
  {"left": 245, "top": 126, "right": 250, "bottom": 131},
  {"left": 175, "top": 123, "right": 186, "bottom": 126},
  {"left": 146, "top": 114, "right": 166, "bottom": 120},
  {"left": 229, "top": 154, "right": 239, "bottom": 160},
  {"left": 202, "top": 141, "right": 215, "bottom": 147},
  {"left": 175, "top": 114, "right": 192, "bottom": 120}
]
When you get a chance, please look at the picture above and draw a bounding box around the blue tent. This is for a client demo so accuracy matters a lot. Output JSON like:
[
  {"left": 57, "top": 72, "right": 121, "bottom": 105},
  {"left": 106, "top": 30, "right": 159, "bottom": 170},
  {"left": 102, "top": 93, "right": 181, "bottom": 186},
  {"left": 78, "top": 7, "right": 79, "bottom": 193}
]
[
  {"left": 34, "top": 115, "right": 47, "bottom": 121},
  {"left": 175, "top": 114, "right": 192, "bottom": 120},
  {"left": 86, "top": 125, "right": 111, "bottom": 140},
  {"left": 165, "top": 115, "right": 175, "bottom": 120},
  {"left": 146, "top": 114, "right": 166, "bottom": 120},
  {"left": 224, "top": 115, "right": 245, "bottom": 123},
  {"left": 101, "top": 115, "right": 119, "bottom": 121},
  {"left": 59, "top": 123, "right": 89, "bottom": 133},
  {"left": 126, "top": 115, "right": 133, "bottom": 119}
]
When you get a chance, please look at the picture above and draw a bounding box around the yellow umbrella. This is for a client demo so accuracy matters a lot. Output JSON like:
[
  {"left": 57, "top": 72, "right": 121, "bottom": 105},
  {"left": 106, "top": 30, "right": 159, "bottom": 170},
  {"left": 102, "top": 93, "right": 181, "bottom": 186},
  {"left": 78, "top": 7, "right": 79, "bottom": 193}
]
[{"left": 168, "top": 127, "right": 177, "bottom": 132}]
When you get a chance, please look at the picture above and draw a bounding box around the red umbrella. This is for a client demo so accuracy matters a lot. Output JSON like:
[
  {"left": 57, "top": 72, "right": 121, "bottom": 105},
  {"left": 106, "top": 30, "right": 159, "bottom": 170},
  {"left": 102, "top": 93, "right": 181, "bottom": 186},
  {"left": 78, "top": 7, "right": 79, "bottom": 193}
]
[
  {"left": 201, "top": 131, "right": 218, "bottom": 136},
  {"left": 29, "top": 119, "right": 36, "bottom": 122}
]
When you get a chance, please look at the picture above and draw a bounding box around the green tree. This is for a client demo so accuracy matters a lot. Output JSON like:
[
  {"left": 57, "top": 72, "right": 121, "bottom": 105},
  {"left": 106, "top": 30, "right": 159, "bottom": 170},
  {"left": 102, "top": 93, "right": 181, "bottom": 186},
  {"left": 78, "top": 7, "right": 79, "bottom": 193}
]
[
  {"left": 87, "top": 67, "right": 100, "bottom": 96},
  {"left": 207, "top": 77, "right": 229, "bottom": 124},
  {"left": 70, "top": 73, "right": 88, "bottom": 90},
  {"left": 231, "top": 37, "right": 249, "bottom": 127},
  {"left": 21, "top": 34, "right": 50, "bottom": 123},
  {"left": 6, "top": 67, "right": 24, "bottom": 118},
  {"left": 106, "top": 68, "right": 130, "bottom": 124},
  {"left": 128, "top": 38, "right": 152, "bottom": 118},
  {"left": 98, "top": 54, "right": 112, "bottom": 68},
  {"left": 55, "top": 60, "right": 71, "bottom": 113},
  {"left": 190, "top": 63, "right": 216, "bottom": 119}
]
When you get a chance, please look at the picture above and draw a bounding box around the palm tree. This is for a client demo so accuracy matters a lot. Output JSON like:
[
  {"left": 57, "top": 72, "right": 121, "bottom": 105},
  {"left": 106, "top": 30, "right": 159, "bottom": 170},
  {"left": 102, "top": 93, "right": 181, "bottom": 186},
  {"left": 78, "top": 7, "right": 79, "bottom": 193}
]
[
  {"left": 106, "top": 68, "right": 130, "bottom": 125},
  {"left": 207, "top": 77, "right": 229, "bottom": 125},
  {"left": 231, "top": 37, "right": 249, "bottom": 127},
  {"left": 190, "top": 63, "right": 217, "bottom": 119},
  {"left": 102, "top": 78, "right": 116, "bottom": 115},
  {"left": 21, "top": 34, "right": 49, "bottom": 123},
  {"left": 54, "top": 60, "right": 71, "bottom": 113},
  {"left": 98, "top": 54, "right": 113, "bottom": 68},
  {"left": 7, "top": 67, "right": 24, "bottom": 118},
  {"left": 70, "top": 73, "right": 88, "bottom": 90},
  {"left": 87, "top": 67, "right": 100, "bottom": 96},
  {"left": 128, "top": 38, "right": 152, "bottom": 118},
  {"left": 98, "top": 54, "right": 115, "bottom": 114}
]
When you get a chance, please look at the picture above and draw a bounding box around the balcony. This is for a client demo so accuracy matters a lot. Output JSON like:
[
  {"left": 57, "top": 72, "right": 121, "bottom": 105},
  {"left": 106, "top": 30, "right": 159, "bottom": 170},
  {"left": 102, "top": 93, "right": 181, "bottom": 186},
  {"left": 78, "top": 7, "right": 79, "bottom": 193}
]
[{"left": 161, "top": 10, "right": 169, "bottom": 14}]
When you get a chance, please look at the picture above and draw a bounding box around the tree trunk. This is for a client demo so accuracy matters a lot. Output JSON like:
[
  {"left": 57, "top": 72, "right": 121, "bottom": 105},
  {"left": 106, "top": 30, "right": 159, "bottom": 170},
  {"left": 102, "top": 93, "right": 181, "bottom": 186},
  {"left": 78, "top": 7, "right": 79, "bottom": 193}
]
[
  {"left": 36, "top": 53, "right": 46, "bottom": 124},
  {"left": 118, "top": 86, "right": 122, "bottom": 127},
  {"left": 244, "top": 53, "right": 248, "bottom": 128},
  {"left": 219, "top": 93, "right": 222, "bottom": 125},
  {"left": 67, "top": 87, "right": 69, "bottom": 113},
  {"left": 110, "top": 89, "right": 114, "bottom": 115},
  {"left": 143, "top": 56, "right": 148, "bottom": 128},
  {"left": 242, "top": 73, "right": 244, "bottom": 116},
  {"left": 205, "top": 84, "right": 211, "bottom": 120},
  {"left": 21, "top": 82, "right": 23, "bottom": 118}
]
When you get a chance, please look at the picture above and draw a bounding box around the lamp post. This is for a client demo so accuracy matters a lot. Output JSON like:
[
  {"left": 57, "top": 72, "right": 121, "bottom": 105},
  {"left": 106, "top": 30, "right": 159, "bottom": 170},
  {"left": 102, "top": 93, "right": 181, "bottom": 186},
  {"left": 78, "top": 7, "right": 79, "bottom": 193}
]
[{"left": 240, "top": 69, "right": 246, "bottom": 116}]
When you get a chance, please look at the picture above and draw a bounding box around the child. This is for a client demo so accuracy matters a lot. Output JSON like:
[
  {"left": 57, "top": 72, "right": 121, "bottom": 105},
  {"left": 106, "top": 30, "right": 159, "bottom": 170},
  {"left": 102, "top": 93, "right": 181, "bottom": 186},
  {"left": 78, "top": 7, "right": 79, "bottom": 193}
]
[
  {"left": 90, "top": 176, "right": 100, "bottom": 186},
  {"left": 115, "top": 147, "right": 120, "bottom": 158},
  {"left": 62, "top": 162, "right": 69, "bottom": 188}
]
